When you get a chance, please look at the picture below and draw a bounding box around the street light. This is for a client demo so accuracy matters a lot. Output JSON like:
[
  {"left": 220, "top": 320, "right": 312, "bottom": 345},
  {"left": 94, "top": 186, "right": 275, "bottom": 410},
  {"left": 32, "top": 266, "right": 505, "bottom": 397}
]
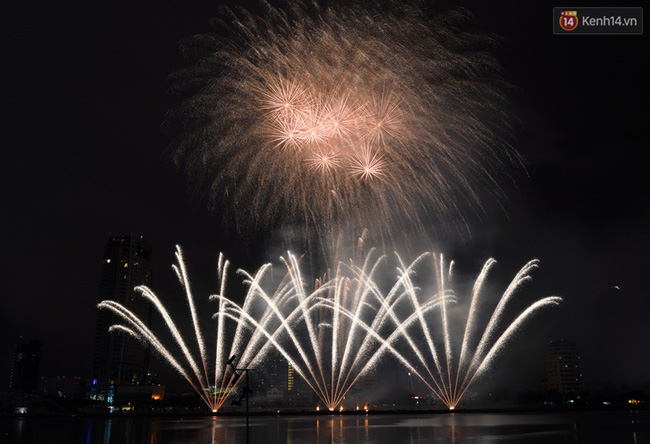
[{"left": 228, "top": 355, "right": 254, "bottom": 444}]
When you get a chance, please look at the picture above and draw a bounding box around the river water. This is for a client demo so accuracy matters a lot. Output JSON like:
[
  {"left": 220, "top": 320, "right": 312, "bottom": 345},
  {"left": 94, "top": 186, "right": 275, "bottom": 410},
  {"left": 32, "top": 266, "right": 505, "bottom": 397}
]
[{"left": 2, "top": 410, "right": 648, "bottom": 443}]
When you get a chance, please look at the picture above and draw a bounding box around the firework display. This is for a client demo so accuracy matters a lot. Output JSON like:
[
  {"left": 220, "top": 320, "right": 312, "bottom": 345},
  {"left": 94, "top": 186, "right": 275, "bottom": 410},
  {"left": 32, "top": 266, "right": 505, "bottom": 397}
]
[
  {"left": 168, "top": 0, "right": 521, "bottom": 244},
  {"left": 98, "top": 1, "right": 562, "bottom": 413},
  {"left": 100, "top": 245, "right": 560, "bottom": 411}
]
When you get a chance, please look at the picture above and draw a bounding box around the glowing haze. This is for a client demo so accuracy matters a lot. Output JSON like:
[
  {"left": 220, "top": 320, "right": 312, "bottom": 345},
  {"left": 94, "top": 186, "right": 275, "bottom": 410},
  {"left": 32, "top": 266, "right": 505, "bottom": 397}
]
[{"left": 168, "top": 1, "right": 521, "bottom": 246}]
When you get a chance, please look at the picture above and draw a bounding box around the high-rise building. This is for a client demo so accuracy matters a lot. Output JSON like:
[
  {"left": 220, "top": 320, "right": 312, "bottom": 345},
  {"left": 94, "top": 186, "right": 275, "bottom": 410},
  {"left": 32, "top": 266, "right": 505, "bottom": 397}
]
[
  {"left": 9, "top": 338, "right": 41, "bottom": 394},
  {"left": 91, "top": 235, "right": 152, "bottom": 400},
  {"left": 542, "top": 339, "right": 584, "bottom": 398}
]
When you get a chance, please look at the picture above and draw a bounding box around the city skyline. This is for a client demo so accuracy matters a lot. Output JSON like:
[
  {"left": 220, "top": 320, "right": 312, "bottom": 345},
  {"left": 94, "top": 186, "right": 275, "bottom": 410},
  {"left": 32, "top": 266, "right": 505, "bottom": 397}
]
[{"left": 1, "top": 0, "right": 648, "bottom": 403}]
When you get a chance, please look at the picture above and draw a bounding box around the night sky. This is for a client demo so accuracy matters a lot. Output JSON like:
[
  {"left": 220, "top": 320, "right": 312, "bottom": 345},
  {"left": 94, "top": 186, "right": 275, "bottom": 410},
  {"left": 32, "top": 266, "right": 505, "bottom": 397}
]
[{"left": 1, "top": 0, "right": 648, "bottom": 395}]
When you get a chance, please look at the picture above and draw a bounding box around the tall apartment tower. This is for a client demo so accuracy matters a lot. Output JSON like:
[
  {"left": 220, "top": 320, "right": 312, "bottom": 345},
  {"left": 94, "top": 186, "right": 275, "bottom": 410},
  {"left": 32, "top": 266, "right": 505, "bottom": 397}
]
[
  {"left": 9, "top": 338, "right": 41, "bottom": 394},
  {"left": 543, "top": 339, "right": 584, "bottom": 398},
  {"left": 92, "top": 235, "right": 152, "bottom": 394}
]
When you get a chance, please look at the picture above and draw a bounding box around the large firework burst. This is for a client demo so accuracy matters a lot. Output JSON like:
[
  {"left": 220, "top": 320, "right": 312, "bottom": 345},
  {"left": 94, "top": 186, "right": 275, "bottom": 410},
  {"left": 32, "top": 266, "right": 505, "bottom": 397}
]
[{"left": 167, "top": 0, "right": 521, "bottom": 248}]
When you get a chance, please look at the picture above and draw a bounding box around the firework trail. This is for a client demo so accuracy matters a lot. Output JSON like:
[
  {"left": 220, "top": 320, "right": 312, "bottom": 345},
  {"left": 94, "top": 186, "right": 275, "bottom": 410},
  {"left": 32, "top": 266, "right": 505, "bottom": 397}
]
[
  {"left": 221, "top": 244, "right": 440, "bottom": 411},
  {"left": 222, "top": 247, "right": 560, "bottom": 411},
  {"left": 98, "top": 246, "right": 283, "bottom": 412},
  {"left": 375, "top": 253, "right": 562, "bottom": 410},
  {"left": 97, "top": 243, "right": 420, "bottom": 412},
  {"left": 167, "top": 0, "right": 521, "bottom": 249},
  {"left": 98, "top": 245, "right": 560, "bottom": 412}
]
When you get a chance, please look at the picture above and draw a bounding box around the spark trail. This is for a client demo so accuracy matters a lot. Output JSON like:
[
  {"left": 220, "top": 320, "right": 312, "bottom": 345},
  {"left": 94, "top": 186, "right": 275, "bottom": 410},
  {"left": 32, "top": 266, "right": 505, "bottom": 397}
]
[
  {"left": 98, "top": 246, "right": 561, "bottom": 412},
  {"left": 98, "top": 246, "right": 282, "bottom": 412},
  {"left": 375, "top": 254, "right": 563, "bottom": 410},
  {"left": 222, "top": 247, "right": 447, "bottom": 411}
]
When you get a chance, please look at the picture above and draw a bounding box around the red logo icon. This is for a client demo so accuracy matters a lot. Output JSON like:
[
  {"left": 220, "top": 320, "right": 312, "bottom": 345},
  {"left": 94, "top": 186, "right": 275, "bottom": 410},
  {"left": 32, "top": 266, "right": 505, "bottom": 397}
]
[{"left": 560, "top": 11, "right": 579, "bottom": 31}]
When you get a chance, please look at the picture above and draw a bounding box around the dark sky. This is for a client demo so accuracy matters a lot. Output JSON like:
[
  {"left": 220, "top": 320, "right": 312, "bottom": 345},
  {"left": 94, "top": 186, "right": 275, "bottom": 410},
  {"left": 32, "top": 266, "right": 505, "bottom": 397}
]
[{"left": 1, "top": 0, "right": 648, "bottom": 395}]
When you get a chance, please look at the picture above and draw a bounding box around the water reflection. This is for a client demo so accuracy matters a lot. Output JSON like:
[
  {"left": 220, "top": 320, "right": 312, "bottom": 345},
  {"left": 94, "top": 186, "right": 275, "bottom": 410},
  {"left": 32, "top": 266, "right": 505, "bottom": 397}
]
[
  {"left": 13, "top": 418, "right": 25, "bottom": 442},
  {"left": 86, "top": 420, "right": 92, "bottom": 444},
  {"left": 209, "top": 416, "right": 216, "bottom": 444},
  {"left": 102, "top": 419, "right": 111, "bottom": 444},
  {"left": 1, "top": 411, "right": 648, "bottom": 443}
]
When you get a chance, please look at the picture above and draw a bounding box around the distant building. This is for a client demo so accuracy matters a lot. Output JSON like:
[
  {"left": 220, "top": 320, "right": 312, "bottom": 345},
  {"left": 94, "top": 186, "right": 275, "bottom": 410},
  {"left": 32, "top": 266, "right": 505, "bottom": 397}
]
[
  {"left": 348, "top": 371, "right": 379, "bottom": 405},
  {"left": 9, "top": 338, "right": 41, "bottom": 394},
  {"left": 286, "top": 361, "right": 312, "bottom": 406},
  {"left": 254, "top": 354, "right": 287, "bottom": 406},
  {"left": 112, "top": 384, "right": 165, "bottom": 406},
  {"left": 253, "top": 353, "right": 312, "bottom": 407},
  {"left": 267, "top": 387, "right": 283, "bottom": 404},
  {"left": 91, "top": 235, "right": 153, "bottom": 401},
  {"left": 40, "top": 376, "right": 86, "bottom": 399},
  {"left": 542, "top": 339, "right": 584, "bottom": 398},
  {"left": 261, "top": 354, "right": 288, "bottom": 393}
]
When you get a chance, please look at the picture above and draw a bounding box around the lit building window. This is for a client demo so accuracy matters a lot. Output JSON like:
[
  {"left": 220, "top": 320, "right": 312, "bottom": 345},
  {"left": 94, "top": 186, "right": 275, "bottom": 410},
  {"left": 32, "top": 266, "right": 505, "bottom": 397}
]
[{"left": 287, "top": 361, "right": 294, "bottom": 391}]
